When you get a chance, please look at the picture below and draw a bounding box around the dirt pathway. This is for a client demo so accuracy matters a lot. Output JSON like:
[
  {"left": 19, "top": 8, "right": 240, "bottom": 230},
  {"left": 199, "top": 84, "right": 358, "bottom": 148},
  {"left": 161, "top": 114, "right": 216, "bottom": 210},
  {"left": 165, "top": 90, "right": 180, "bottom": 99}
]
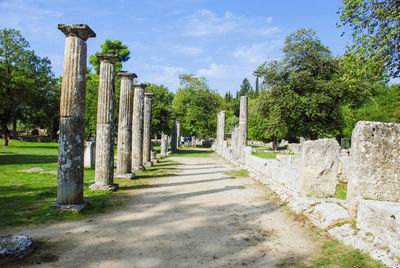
[{"left": 14, "top": 153, "right": 321, "bottom": 267}]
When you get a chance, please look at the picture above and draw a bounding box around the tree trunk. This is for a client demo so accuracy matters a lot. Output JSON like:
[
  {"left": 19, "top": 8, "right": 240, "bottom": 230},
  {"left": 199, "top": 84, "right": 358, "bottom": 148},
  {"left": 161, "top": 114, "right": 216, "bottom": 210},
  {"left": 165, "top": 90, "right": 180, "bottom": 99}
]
[{"left": 2, "top": 124, "right": 9, "bottom": 146}]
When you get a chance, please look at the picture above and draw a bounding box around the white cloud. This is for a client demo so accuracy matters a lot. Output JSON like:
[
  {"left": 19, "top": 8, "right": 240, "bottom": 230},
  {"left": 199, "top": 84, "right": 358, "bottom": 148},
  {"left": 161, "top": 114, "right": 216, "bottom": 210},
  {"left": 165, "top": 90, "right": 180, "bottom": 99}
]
[
  {"left": 184, "top": 9, "right": 247, "bottom": 36},
  {"left": 197, "top": 63, "right": 230, "bottom": 79},
  {"left": 183, "top": 9, "right": 278, "bottom": 37},
  {"left": 233, "top": 41, "right": 283, "bottom": 64},
  {"left": 175, "top": 45, "right": 202, "bottom": 55},
  {"left": 139, "top": 64, "right": 184, "bottom": 90}
]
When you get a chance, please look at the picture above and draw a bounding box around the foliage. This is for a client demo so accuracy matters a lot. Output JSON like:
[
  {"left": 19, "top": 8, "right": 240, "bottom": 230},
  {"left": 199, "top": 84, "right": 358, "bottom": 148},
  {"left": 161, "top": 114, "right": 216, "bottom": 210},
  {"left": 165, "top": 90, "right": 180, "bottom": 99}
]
[
  {"left": 225, "top": 115, "right": 238, "bottom": 134},
  {"left": 339, "top": 0, "right": 400, "bottom": 77},
  {"left": 254, "top": 28, "right": 384, "bottom": 141},
  {"left": 89, "top": 39, "right": 130, "bottom": 74},
  {"left": 341, "top": 84, "right": 400, "bottom": 137},
  {"left": 145, "top": 83, "right": 174, "bottom": 136},
  {"left": 0, "top": 28, "right": 58, "bottom": 145},
  {"left": 173, "top": 74, "right": 224, "bottom": 137},
  {"left": 0, "top": 139, "right": 178, "bottom": 230},
  {"left": 171, "top": 148, "right": 213, "bottom": 157}
]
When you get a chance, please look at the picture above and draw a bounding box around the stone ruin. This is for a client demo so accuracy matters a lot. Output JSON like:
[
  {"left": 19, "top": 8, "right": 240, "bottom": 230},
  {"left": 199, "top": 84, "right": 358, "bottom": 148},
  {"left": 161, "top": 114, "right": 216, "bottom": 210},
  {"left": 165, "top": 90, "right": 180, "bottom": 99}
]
[{"left": 214, "top": 100, "right": 400, "bottom": 267}]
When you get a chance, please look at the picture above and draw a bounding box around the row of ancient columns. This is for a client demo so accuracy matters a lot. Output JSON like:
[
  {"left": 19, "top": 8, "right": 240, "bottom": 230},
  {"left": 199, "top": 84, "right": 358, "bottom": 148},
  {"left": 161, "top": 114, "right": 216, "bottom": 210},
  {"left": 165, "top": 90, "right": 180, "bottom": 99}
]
[
  {"left": 216, "top": 96, "right": 248, "bottom": 164},
  {"left": 51, "top": 24, "right": 154, "bottom": 212}
]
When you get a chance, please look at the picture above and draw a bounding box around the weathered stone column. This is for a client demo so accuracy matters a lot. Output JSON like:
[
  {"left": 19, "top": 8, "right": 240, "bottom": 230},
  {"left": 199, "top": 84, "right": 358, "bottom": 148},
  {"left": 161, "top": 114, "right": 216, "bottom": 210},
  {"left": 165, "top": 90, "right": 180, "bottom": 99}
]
[
  {"left": 84, "top": 141, "right": 96, "bottom": 168},
  {"left": 151, "top": 145, "right": 158, "bottom": 164},
  {"left": 171, "top": 122, "right": 177, "bottom": 152},
  {"left": 131, "top": 83, "right": 146, "bottom": 171},
  {"left": 90, "top": 53, "right": 120, "bottom": 191},
  {"left": 115, "top": 72, "right": 136, "bottom": 179},
  {"left": 51, "top": 24, "right": 95, "bottom": 212},
  {"left": 160, "top": 133, "right": 168, "bottom": 157},
  {"left": 217, "top": 111, "right": 225, "bottom": 152},
  {"left": 143, "top": 93, "right": 154, "bottom": 166},
  {"left": 176, "top": 121, "right": 180, "bottom": 149},
  {"left": 238, "top": 96, "right": 248, "bottom": 164}
]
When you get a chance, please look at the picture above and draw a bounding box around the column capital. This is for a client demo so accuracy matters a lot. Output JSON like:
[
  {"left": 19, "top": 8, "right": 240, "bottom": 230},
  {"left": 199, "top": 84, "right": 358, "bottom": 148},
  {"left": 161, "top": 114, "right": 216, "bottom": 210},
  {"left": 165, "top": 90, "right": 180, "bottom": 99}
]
[
  {"left": 96, "top": 53, "right": 121, "bottom": 64},
  {"left": 133, "top": 83, "right": 148, "bottom": 89},
  {"left": 118, "top": 72, "right": 137, "bottom": 80},
  {"left": 144, "top": 92, "right": 154, "bottom": 98},
  {"left": 58, "top": 24, "right": 96, "bottom": 41}
]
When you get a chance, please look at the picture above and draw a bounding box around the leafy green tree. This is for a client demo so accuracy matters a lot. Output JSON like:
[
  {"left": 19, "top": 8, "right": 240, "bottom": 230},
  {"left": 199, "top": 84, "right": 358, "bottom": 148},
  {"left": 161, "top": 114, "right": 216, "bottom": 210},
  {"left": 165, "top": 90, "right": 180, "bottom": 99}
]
[
  {"left": 0, "top": 28, "right": 57, "bottom": 145},
  {"left": 145, "top": 83, "right": 174, "bottom": 136},
  {"left": 339, "top": 0, "right": 400, "bottom": 77},
  {"left": 255, "top": 29, "right": 358, "bottom": 140},
  {"left": 173, "top": 74, "right": 224, "bottom": 137},
  {"left": 341, "top": 84, "right": 400, "bottom": 137},
  {"left": 239, "top": 78, "right": 253, "bottom": 97},
  {"left": 225, "top": 115, "right": 238, "bottom": 134},
  {"left": 89, "top": 39, "right": 130, "bottom": 74},
  {"left": 254, "top": 77, "right": 260, "bottom": 98}
]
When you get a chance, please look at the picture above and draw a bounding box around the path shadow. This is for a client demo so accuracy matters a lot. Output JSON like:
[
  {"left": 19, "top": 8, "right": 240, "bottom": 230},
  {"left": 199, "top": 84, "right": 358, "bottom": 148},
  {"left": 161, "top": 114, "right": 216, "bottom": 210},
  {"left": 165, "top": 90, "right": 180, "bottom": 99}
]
[{"left": 120, "top": 177, "right": 234, "bottom": 190}]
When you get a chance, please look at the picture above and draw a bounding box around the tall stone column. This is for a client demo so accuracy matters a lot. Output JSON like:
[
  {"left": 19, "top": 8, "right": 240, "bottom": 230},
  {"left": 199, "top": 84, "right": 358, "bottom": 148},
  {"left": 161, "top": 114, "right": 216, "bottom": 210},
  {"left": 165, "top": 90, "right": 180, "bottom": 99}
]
[
  {"left": 238, "top": 96, "right": 248, "bottom": 164},
  {"left": 217, "top": 111, "right": 225, "bottom": 152},
  {"left": 90, "top": 53, "right": 120, "bottom": 191},
  {"left": 176, "top": 121, "right": 180, "bottom": 149},
  {"left": 115, "top": 72, "right": 136, "bottom": 179},
  {"left": 171, "top": 122, "right": 177, "bottom": 152},
  {"left": 131, "top": 83, "right": 146, "bottom": 171},
  {"left": 51, "top": 24, "right": 95, "bottom": 212},
  {"left": 143, "top": 93, "right": 154, "bottom": 166},
  {"left": 160, "top": 133, "right": 168, "bottom": 157}
]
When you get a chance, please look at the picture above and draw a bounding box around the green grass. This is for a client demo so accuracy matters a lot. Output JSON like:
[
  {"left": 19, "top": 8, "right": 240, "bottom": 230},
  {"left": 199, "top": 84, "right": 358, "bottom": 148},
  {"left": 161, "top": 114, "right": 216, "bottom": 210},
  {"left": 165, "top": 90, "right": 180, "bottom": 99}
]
[
  {"left": 172, "top": 149, "right": 213, "bottom": 157},
  {"left": 335, "top": 182, "right": 348, "bottom": 200},
  {"left": 0, "top": 139, "right": 178, "bottom": 231},
  {"left": 224, "top": 169, "right": 249, "bottom": 177},
  {"left": 252, "top": 151, "right": 294, "bottom": 159},
  {"left": 277, "top": 239, "right": 387, "bottom": 268}
]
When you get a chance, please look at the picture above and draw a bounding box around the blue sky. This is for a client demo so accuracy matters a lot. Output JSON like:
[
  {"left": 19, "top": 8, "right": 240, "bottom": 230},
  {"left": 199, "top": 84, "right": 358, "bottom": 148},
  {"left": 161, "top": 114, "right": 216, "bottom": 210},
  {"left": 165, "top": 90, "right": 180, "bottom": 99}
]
[{"left": 0, "top": 0, "right": 351, "bottom": 95}]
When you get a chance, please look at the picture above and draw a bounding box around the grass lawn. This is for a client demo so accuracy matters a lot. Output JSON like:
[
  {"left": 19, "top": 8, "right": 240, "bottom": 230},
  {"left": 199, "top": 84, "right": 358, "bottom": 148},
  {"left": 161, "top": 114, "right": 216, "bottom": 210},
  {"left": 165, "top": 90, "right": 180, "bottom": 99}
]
[
  {"left": 0, "top": 139, "right": 179, "bottom": 231},
  {"left": 252, "top": 151, "right": 294, "bottom": 159}
]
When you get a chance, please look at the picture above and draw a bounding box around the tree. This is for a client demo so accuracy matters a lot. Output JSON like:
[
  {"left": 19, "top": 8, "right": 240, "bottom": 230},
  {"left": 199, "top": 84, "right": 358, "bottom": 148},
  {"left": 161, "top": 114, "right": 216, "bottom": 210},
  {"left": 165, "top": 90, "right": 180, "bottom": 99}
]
[
  {"left": 339, "top": 0, "right": 400, "bottom": 77},
  {"left": 239, "top": 78, "right": 253, "bottom": 97},
  {"left": 0, "top": 28, "right": 57, "bottom": 145},
  {"left": 145, "top": 83, "right": 174, "bottom": 136},
  {"left": 173, "top": 74, "right": 224, "bottom": 137},
  {"left": 89, "top": 39, "right": 130, "bottom": 74},
  {"left": 255, "top": 29, "right": 356, "bottom": 140}
]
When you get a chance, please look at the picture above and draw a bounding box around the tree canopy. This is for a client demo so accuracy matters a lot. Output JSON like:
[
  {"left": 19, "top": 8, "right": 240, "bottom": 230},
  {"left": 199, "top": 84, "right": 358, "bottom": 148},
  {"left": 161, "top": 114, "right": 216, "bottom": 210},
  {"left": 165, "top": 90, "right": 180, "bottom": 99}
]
[
  {"left": 89, "top": 39, "right": 130, "bottom": 74},
  {"left": 339, "top": 0, "right": 400, "bottom": 77},
  {"left": 0, "top": 28, "right": 58, "bottom": 145},
  {"left": 173, "top": 74, "right": 224, "bottom": 137}
]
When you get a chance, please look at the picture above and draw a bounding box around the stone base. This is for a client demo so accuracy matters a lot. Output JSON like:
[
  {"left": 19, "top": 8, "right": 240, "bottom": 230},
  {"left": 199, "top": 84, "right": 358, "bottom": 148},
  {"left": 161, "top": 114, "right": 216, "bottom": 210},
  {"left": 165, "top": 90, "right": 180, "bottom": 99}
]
[
  {"left": 132, "top": 165, "right": 145, "bottom": 171},
  {"left": 144, "top": 161, "right": 153, "bottom": 167},
  {"left": 0, "top": 234, "right": 33, "bottom": 265},
  {"left": 114, "top": 173, "right": 136, "bottom": 180},
  {"left": 89, "top": 183, "right": 119, "bottom": 191},
  {"left": 151, "top": 159, "right": 159, "bottom": 164},
  {"left": 50, "top": 200, "right": 89, "bottom": 213}
]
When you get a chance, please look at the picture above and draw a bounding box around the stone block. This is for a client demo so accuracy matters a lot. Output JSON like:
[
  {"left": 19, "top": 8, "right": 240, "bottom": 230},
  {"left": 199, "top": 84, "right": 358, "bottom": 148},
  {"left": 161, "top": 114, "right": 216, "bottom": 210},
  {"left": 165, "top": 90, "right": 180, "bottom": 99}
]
[
  {"left": 357, "top": 199, "right": 400, "bottom": 256},
  {"left": 299, "top": 139, "right": 340, "bottom": 197},
  {"left": 306, "top": 202, "right": 349, "bottom": 229},
  {"left": 0, "top": 234, "right": 33, "bottom": 264},
  {"left": 347, "top": 121, "right": 400, "bottom": 218}
]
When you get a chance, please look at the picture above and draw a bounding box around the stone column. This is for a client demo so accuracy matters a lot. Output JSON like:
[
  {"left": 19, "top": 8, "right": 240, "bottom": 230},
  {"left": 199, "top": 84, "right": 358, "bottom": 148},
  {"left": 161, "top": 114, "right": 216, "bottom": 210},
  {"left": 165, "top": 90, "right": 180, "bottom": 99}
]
[
  {"left": 115, "top": 72, "right": 136, "bottom": 180},
  {"left": 84, "top": 141, "right": 96, "bottom": 168},
  {"left": 51, "top": 24, "right": 95, "bottom": 212},
  {"left": 217, "top": 111, "right": 225, "bottom": 152},
  {"left": 238, "top": 96, "right": 248, "bottom": 164},
  {"left": 90, "top": 53, "right": 120, "bottom": 191},
  {"left": 131, "top": 83, "right": 146, "bottom": 171},
  {"left": 171, "top": 122, "right": 177, "bottom": 152},
  {"left": 160, "top": 133, "right": 168, "bottom": 157},
  {"left": 176, "top": 121, "right": 180, "bottom": 149},
  {"left": 151, "top": 145, "right": 158, "bottom": 164},
  {"left": 143, "top": 93, "right": 154, "bottom": 166}
]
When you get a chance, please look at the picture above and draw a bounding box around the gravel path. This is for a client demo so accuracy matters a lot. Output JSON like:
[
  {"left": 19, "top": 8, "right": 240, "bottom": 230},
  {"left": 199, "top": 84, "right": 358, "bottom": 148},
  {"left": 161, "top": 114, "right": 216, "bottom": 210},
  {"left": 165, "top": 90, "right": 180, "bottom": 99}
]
[{"left": 14, "top": 153, "right": 321, "bottom": 267}]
